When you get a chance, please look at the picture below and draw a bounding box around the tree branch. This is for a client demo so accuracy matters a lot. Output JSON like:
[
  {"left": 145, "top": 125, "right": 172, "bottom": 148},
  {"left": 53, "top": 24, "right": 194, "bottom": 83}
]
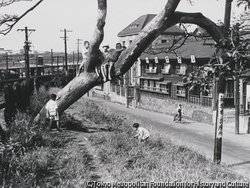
[
  {"left": 113, "top": 0, "right": 181, "bottom": 76},
  {"left": 34, "top": 0, "right": 231, "bottom": 123},
  {"left": 0, "top": 0, "right": 43, "bottom": 35},
  {"left": 85, "top": 0, "right": 107, "bottom": 72},
  {"left": 0, "top": 0, "right": 33, "bottom": 7}
]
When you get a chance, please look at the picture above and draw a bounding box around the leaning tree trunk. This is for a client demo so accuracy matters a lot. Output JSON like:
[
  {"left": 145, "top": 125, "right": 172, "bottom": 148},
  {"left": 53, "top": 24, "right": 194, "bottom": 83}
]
[{"left": 34, "top": 0, "right": 229, "bottom": 123}]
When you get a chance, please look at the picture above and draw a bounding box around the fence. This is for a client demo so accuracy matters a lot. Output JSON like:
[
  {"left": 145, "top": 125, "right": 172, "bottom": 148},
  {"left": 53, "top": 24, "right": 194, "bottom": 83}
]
[
  {"left": 0, "top": 54, "right": 80, "bottom": 92},
  {"left": 188, "top": 94, "right": 212, "bottom": 106}
]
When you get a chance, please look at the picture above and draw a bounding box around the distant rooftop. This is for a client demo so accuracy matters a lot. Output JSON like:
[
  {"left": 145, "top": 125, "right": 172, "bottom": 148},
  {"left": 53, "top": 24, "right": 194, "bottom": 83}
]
[
  {"left": 118, "top": 14, "right": 185, "bottom": 37},
  {"left": 140, "top": 39, "right": 216, "bottom": 59}
]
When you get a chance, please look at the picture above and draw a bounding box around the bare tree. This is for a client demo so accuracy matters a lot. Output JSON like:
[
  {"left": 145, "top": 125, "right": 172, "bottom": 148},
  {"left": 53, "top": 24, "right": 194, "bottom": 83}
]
[
  {"left": 0, "top": 0, "right": 43, "bottom": 35},
  {"left": 34, "top": 0, "right": 231, "bottom": 122}
]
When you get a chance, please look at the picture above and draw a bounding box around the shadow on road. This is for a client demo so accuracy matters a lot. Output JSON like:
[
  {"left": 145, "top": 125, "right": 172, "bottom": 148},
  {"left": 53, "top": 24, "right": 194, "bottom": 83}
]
[{"left": 229, "top": 161, "right": 250, "bottom": 167}]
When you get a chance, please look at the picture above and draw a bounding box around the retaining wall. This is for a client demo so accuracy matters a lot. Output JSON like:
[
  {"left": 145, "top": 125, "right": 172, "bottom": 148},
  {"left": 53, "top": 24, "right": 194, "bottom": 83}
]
[{"left": 138, "top": 91, "right": 213, "bottom": 124}]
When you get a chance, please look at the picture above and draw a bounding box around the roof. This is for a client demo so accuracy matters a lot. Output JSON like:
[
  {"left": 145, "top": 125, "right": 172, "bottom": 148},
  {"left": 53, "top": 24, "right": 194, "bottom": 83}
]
[
  {"left": 118, "top": 14, "right": 184, "bottom": 37},
  {"left": 140, "top": 40, "right": 216, "bottom": 60}
]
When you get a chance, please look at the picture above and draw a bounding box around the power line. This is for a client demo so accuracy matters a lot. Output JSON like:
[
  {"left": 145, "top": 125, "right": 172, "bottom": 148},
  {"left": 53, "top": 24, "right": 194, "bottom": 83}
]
[{"left": 60, "top": 29, "right": 72, "bottom": 74}]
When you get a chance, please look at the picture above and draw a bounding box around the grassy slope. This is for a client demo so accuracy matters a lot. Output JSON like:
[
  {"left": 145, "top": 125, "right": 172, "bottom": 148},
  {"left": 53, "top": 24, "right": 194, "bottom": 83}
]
[
  {"left": 71, "top": 97, "right": 249, "bottom": 183},
  {"left": 1, "top": 88, "right": 249, "bottom": 187}
]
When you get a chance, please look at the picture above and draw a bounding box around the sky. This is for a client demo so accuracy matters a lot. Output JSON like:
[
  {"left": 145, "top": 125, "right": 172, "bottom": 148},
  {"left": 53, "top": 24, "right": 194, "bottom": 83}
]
[{"left": 0, "top": 0, "right": 244, "bottom": 54}]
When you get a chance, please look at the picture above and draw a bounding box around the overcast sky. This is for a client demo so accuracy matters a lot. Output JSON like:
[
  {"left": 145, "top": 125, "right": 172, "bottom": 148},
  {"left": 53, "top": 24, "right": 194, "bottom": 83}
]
[{"left": 0, "top": 0, "right": 243, "bottom": 53}]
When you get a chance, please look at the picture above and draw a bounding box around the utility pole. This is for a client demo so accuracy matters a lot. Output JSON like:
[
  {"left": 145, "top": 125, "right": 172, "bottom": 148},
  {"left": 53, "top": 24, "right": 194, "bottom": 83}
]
[
  {"left": 76, "top": 39, "right": 83, "bottom": 68},
  {"left": 73, "top": 51, "right": 75, "bottom": 77},
  {"left": 5, "top": 53, "right": 8, "bottom": 82},
  {"left": 214, "top": 0, "right": 233, "bottom": 164},
  {"left": 17, "top": 26, "right": 35, "bottom": 82},
  {"left": 51, "top": 49, "right": 54, "bottom": 79},
  {"left": 60, "top": 29, "right": 72, "bottom": 75},
  {"left": 234, "top": 23, "right": 240, "bottom": 134},
  {"left": 224, "top": 0, "right": 233, "bottom": 35},
  {"left": 126, "top": 71, "right": 130, "bottom": 108}
]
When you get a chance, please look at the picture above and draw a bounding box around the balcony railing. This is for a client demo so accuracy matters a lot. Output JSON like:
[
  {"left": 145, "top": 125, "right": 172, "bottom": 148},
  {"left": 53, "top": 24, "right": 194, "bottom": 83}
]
[
  {"left": 176, "top": 90, "right": 185, "bottom": 97},
  {"left": 141, "top": 85, "right": 169, "bottom": 94}
]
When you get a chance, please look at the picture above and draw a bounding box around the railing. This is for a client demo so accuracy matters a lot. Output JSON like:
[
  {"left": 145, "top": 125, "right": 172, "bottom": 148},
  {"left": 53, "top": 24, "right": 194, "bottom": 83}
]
[
  {"left": 141, "top": 85, "right": 169, "bottom": 95},
  {"left": 188, "top": 94, "right": 212, "bottom": 106},
  {"left": 176, "top": 90, "right": 185, "bottom": 97}
]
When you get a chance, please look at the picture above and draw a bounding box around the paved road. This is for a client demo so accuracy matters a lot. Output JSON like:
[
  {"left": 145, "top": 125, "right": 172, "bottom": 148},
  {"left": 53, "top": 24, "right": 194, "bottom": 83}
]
[{"left": 81, "top": 96, "right": 250, "bottom": 177}]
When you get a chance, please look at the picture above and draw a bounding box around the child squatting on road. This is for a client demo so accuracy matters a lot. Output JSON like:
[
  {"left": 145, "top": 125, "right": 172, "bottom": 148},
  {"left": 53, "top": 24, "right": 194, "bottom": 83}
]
[
  {"left": 45, "top": 93, "right": 61, "bottom": 131},
  {"left": 133, "top": 123, "right": 150, "bottom": 142}
]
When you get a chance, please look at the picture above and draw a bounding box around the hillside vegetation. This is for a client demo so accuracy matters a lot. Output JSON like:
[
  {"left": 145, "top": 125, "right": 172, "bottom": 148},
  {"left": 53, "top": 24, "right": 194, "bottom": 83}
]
[{"left": 0, "top": 87, "right": 249, "bottom": 187}]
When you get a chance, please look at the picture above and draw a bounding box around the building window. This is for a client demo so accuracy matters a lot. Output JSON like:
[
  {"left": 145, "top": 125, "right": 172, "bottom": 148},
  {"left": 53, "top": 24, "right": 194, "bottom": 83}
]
[
  {"left": 193, "top": 64, "right": 198, "bottom": 72},
  {"left": 162, "top": 64, "right": 171, "bottom": 74},
  {"left": 175, "top": 65, "right": 180, "bottom": 74},
  {"left": 146, "top": 63, "right": 157, "bottom": 73},
  {"left": 161, "top": 39, "right": 167, "bottom": 43},
  {"left": 225, "top": 80, "right": 234, "bottom": 98},
  {"left": 129, "top": 23, "right": 139, "bottom": 29},
  {"left": 176, "top": 86, "right": 186, "bottom": 97},
  {"left": 160, "top": 84, "right": 170, "bottom": 94},
  {"left": 175, "top": 64, "right": 187, "bottom": 75}
]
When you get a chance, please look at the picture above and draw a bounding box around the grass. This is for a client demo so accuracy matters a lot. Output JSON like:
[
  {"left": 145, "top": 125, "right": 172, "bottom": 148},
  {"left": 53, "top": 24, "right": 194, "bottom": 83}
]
[
  {"left": 72, "top": 97, "right": 250, "bottom": 182},
  {"left": 0, "top": 88, "right": 249, "bottom": 187},
  {"left": 0, "top": 87, "right": 94, "bottom": 187}
]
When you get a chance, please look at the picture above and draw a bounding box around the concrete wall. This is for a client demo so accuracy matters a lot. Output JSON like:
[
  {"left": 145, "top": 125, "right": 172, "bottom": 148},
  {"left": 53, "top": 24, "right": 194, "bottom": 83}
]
[
  {"left": 91, "top": 85, "right": 238, "bottom": 126},
  {"left": 138, "top": 90, "right": 213, "bottom": 124}
]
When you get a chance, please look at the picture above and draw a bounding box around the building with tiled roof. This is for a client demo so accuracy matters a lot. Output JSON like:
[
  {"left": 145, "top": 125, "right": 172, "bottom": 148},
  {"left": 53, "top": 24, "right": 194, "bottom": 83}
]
[
  {"left": 117, "top": 14, "right": 184, "bottom": 48},
  {"left": 118, "top": 14, "right": 184, "bottom": 37},
  {"left": 93, "top": 14, "right": 236, "bottom": 124}
]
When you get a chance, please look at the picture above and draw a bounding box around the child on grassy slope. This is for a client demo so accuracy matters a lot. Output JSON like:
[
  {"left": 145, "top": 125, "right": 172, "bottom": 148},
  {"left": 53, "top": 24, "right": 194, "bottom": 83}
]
[
  {"left": 45, "top": 93, "right": 60, "bottom": 131},
  {"left": 133, "top": 123, "right": 150, "bottom": 142}
]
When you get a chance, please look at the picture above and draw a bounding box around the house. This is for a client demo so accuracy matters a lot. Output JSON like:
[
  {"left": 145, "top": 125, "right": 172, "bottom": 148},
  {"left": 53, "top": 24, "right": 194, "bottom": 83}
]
[{"left": 92, "top": 14, "right": 235, "bottom": 124}]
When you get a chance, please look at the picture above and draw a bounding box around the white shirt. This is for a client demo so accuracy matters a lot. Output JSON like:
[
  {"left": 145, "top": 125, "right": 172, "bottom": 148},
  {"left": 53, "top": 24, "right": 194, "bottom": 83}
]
[
  {"left": 45, "top": 100, "right": 58, "bottom": 116},
  {"left": 135, "top": 127, "right": 150, "bottom": 141}
]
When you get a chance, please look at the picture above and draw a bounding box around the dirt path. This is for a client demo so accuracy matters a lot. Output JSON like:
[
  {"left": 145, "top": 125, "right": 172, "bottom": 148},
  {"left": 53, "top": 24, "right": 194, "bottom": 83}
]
[{"left": 60, "top": 110, "right": 115, "bottom": 183}]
